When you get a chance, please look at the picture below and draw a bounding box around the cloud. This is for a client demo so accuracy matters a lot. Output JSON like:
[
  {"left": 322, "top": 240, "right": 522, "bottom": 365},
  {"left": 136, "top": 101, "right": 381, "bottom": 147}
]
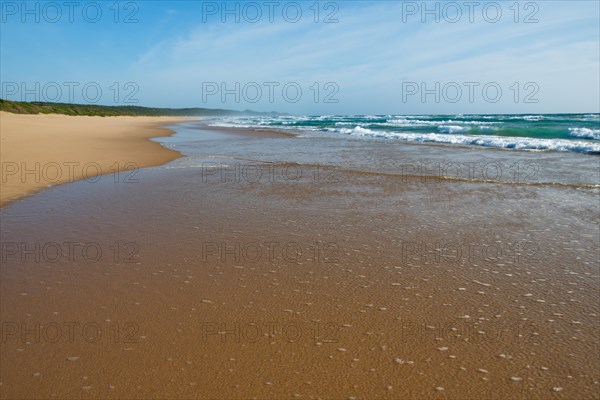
[{"left": 8, "top": 0, "right": 591, "bottom": 113}]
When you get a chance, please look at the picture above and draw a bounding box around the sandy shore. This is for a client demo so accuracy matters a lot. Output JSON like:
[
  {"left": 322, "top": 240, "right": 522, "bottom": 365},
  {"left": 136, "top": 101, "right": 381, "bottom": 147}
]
[
  {"left": 0, "top": 112, "right": 184, "bottom": 206},
  {"left": 1, "top": 124, "right": 598, "bottom": 399}
]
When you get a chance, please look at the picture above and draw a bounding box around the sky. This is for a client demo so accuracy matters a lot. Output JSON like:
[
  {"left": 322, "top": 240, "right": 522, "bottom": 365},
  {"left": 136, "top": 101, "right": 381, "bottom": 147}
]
[{"left": 1, "top": 0, "right": 599, "bottom": 115}]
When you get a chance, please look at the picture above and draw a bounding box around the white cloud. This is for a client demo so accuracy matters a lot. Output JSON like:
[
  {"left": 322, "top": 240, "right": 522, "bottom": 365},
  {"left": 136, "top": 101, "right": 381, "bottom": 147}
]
[{"left": 129, "top": 1, "right": 600, "bottom": 114}]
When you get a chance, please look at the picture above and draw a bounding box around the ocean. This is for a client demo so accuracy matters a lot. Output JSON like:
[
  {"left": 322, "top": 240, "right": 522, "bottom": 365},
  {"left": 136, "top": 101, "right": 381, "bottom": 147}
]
[
  {"left": 203, "top": 114, "right": 600, "bottom": 155},
  {"left": 158, "top": 114, "right": 600, "bottom": 189}
]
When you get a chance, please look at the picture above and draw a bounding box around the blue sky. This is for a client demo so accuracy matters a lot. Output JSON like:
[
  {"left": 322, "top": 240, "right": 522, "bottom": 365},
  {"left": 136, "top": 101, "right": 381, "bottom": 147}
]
[{"left": 1, "top": 1, "right": 599, "bottom": 115}]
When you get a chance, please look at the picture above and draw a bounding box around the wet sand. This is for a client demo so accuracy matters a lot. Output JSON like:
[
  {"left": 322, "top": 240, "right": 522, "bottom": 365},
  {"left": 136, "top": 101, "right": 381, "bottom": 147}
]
[
  {"left": 0, "top": 123, "right": 598, "bottom": 399},
  {"left": 0, "top": 112, "right": 185, "bottom": 206}
]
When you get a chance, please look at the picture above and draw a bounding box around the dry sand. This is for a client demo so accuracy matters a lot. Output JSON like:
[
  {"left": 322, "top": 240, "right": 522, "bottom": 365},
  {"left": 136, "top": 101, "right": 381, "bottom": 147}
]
[{"left": 0, "top": 112, "right": 184, "bottom": 206}]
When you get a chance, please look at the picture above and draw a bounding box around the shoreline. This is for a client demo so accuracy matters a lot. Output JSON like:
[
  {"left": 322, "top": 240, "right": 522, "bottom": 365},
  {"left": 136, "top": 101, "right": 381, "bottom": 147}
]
[
  {"left": 0, "top": 118, "right": 598, "bottom": 399},
  {"left": 184, "top": 122, "right": 299, "bottom": 138},
  {"left": 0, "top": 112, "right": 187, "bottom": 206}
]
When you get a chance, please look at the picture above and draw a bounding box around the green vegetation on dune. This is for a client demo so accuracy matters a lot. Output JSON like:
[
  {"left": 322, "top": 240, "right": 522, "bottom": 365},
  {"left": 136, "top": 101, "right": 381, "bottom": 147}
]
[{"left": 0, "top": 99, "right": 282, "bottom": 117}]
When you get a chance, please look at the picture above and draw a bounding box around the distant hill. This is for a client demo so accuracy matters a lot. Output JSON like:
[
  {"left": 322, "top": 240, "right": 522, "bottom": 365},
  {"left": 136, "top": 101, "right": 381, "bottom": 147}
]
[{"left": 0, "top": 99, "right": 284, "bottom": 117}]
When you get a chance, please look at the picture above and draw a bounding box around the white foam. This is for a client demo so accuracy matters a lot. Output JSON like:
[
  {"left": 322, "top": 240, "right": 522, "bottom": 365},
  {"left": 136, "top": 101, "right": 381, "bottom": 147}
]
[
  {"left": 387, "top": 119, "right": 499, "bottom": 128},
  {"left": 338, "top": 129, "right": 600, "bottom": 154},
  {"left": 438, "top": 125, "right": 468, "bottom": 134},
  {"left": 203, "top": 115, "right": 600, "bottom": 154},
  {"left": 568, "top": 127, "right": 600, "bottom": 140},
  {"left": 522, "top": 115, "right": 545, "bottom": 121},
  {"left": 339, "top": 126, "right": 375, "bottom": 135}
]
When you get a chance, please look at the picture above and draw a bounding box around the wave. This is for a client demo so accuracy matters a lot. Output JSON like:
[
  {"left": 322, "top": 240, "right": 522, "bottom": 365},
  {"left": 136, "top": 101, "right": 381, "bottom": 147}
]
[
  {"left": 438, "top": 125, "right": 469, "bottom": 134},
  {"left": 569, "top": 127, "right": 600, "bottom": 140},
  {"left": 339, "top": 126, "right": 375, "bottom": 135},
  {"left": 203, "top": 114, "right": 600, "bottom": 155},
  {"left": 335, "top": 128, "right": 600, "bottom": 154}
]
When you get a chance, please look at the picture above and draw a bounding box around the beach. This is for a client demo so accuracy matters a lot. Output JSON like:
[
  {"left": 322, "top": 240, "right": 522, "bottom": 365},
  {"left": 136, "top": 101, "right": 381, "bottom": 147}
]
[
  {"left": 0, "top": 113, "right": 184, "bottom": 206},
  {"left": 2, "top": 0, "right": 598, "bottom": 397},
  {"left": 0, "top": 118, "right": 598, "bottom": 399}
]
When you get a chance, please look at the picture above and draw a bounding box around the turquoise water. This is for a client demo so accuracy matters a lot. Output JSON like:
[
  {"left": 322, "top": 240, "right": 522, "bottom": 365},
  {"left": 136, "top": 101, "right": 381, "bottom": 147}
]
[
  {"left": 204, "top": 114, "right": 600, "bottom": 154},
  {"left": 156, "top": 120, "right": 599, "bottom": 187}
]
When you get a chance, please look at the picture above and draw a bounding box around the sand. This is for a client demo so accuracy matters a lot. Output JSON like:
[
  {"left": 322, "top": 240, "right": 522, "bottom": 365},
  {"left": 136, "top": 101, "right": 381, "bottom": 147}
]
[
  {"left": 0, "top": 112, "right": 184, "bottom": 206},
  {"left": 0, "top": 124, "right": 598, "bottom": 399}
]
